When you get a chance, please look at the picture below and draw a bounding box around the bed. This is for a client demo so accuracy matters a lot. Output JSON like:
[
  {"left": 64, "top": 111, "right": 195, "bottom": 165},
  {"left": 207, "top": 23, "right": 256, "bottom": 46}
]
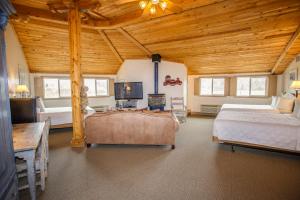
[
  {"left": 213, "top": 111, "right": 300, "bottom": 153},
  {"left": 37, "top": 106, "right": 95, "bottom": 128},
  {"left": 221, "top": 104, "right": 279, "bottom": 113}
]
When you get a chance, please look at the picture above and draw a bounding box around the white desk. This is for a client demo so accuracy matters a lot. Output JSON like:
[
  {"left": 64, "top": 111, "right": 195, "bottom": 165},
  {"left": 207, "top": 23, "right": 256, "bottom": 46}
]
[{"left": 13, "top": 122, "right": 45, "bottom": 200}]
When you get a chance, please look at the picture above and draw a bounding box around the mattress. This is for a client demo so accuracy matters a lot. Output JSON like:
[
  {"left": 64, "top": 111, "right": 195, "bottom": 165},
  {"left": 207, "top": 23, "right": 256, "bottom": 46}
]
[
  {"left": 213, "top": 111, "right": 300, "bottom": 152},
  {"left": 37, "top": 106, "right": 95, "bottom": 126},
  {"left": 221, "top": 104, "right": 279, "bottom": 113}
]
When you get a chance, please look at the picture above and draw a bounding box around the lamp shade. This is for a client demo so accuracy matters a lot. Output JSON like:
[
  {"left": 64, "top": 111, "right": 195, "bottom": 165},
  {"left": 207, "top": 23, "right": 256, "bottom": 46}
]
[
  {"left": 16, "top": 85, "right": 29, "bottom": 93},
  {"left": 290, "top": 81, "right": 300, "bottom": 90}
]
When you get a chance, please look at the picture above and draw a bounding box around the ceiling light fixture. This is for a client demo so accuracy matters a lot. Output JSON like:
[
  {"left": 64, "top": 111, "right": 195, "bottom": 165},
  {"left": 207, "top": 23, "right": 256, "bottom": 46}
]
[
  {"left": 150, "top": 5, "right": 156, "bottom": 15},
  {"left": 139, "top": 1, "right": 147, "bottom": 9},
  {"left": 139, "top": 0, "right": 167, "bottom": 15}
]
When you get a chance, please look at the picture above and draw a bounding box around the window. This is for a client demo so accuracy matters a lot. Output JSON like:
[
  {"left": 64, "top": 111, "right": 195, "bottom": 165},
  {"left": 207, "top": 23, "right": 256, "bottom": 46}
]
[
  {"left": 84, "top": 79, "right": 96, "bottom": 97},
  {"left": 236, "top": 77, "right": 267, "bottom": 97},
  {"left": 251, "top": 77, "right": 267, "bottom": 96},
  {"left": 84, "top": 78, "right": 109, "bottom": 97},
  {"left": 200, "top": 78, "right": 225, "bottom": 96},
  {"left": 43, "top": 77, "right": 109, "bottom": 98},
  {"left": 59, "top": 79, "right": 71, "bottom": 97},
  {"left": 96, "top": 79, "right": 109, "bottom": 96},
  {"left": 44, "top": 78, "right": 59, "bottom": 98},
  {"left": 43, "top": 78, "right": 71, "bottom": 99}
]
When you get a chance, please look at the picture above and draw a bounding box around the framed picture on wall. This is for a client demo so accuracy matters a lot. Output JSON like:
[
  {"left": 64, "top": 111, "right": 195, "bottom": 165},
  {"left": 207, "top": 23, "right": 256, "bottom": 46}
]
[
  {"left": 288, "top": 69, "right": 298, "bottom": 94},
  {"left": 18, "top": 64, "right": 29, "bottom": 85},
  {"left": 289, "top": 69, "right": 297, "bottom": 81}
]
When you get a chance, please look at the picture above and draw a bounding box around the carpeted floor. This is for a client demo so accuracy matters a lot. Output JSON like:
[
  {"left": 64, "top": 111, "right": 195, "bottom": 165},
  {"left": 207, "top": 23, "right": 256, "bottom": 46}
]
[{"left": 20, "top": 117, "right": 300, "bottom": 200}]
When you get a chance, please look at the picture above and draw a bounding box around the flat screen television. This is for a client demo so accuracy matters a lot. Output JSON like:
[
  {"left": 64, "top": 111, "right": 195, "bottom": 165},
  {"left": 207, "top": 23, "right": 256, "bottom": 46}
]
[{"left": 114, "top": 82, "right": 143, "bottom": 100}]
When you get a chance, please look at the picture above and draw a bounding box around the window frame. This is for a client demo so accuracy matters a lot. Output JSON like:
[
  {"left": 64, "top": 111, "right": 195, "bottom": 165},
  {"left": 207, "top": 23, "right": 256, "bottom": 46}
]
[
  {"left": 58, "top": 78, "right": 71, "bottom": 98},
  {"left": 199, "top": 77, "right": 225, "bottom": 97},
  {"left": 43, "top": 77, "right": 110, "bottom": 99},
  {"left": 83, "top": 78, "right": 110, "bottom": 98},
  {"left": 43, "top": 77, "right": 61, "bottom": 99},
  {"left": 236, "top": 76, "right": 268, "bottom": 97}
]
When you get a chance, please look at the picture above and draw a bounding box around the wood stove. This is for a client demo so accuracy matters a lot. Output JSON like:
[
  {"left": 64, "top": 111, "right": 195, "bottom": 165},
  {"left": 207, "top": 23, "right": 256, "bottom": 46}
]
[{"left": 148, "top": 94, "right": 166, "bottom": 111}]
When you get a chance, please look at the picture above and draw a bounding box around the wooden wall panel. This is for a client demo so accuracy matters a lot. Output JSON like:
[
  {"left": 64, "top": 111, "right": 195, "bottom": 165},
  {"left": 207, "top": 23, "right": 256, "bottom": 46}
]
[
  {"left": 194, "top": 78, "right": 199, "bottom": 96},
  {"left": 12, "top": 21, "right": 121, "bottom": 74},
  {"left": 104, "top": 30, "right": 147, "bottom": 59},
  {"left": 268, "top": 75, "right": 277, "bottom": 96}
]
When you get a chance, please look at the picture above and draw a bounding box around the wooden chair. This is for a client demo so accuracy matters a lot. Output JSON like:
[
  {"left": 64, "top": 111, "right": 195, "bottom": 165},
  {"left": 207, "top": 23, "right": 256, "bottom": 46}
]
[
  {"left": 16, "top": 118, "right": 51, "bottom": 191},
  {"left": 170, "top": 97, "right": 187, "bottom": 123}
]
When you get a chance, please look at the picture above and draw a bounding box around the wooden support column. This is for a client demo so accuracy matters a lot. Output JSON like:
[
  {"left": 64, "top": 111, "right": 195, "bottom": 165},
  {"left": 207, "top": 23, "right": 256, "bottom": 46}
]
[{"left": 68, "top": 0, "right": 84, "bottom": 147}]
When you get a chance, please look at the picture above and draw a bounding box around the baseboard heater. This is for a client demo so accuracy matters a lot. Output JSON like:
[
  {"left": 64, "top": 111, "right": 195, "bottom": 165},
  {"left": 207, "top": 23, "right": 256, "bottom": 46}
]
[{"left": 200, "top": 105, "right": 221, "bottom": 115}]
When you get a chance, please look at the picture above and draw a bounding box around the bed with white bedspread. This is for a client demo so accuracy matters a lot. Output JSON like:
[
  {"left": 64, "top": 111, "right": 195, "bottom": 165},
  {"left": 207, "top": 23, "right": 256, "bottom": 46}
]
[
  {"left": 213, "top": 111, "right": 300, "bottom": 152},
  {"left": 38, "top": 106, "right": 95, "bottom": 127}
]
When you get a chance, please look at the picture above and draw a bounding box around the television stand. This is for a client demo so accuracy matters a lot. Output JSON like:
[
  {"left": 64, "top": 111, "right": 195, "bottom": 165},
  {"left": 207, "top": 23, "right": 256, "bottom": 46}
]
[{"left": 116, "top": 100, "right": 137, "bottom": 109}]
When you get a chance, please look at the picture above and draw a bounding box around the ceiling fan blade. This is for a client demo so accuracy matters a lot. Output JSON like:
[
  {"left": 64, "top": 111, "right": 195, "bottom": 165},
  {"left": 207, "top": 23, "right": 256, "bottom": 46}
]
[
  {"left": 166, "top": 0, "right": 182, "bottom": 13},
  {"left": 141, "top": 2, "right": 152, "bottom": 17}
]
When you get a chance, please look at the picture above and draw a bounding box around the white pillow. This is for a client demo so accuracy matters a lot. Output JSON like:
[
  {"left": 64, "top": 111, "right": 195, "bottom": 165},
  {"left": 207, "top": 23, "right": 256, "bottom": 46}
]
[
  {"left": 282, "top": 93, "right": 295, "bottom": 99},
  {"left": 271, "top": 96, "right": 278, "bottom": 108},
  {"left": 275, "top": 97, "right": 294, "bottom": 113},
  {"left": 36, "top": 97, "right": 45, "bottom": 112}
]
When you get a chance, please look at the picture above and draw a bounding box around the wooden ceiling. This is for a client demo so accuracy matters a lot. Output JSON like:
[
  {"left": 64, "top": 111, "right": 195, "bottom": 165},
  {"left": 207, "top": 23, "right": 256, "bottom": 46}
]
[{"left": 10, "top": 0, "right": 300, "bottom": 75}]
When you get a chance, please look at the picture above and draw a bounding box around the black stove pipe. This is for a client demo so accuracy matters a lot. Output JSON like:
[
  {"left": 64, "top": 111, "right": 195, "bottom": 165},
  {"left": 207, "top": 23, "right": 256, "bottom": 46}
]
[
  {"left": 154, "top": 62, "right": 158, "bottom": 94},
  {"left": 152, "top": 54, "right": 161, "bottom": 94}
]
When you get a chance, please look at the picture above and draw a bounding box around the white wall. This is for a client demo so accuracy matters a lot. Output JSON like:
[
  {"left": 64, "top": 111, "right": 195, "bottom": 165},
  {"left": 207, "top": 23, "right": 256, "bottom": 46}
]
[
  {"left": 279, "top": 55, "right": 300, "bottom": 94},
  {"left": 117, "top": 59, "right": 187, "bottom": 110},
  {"left": 188, "top": 75, "right": 272, "bottom": 113},
  {"left": 5, "top": 23, "right": 30, "bottom": 96},
  {"left": 31, "top": 73, "right": 116, "bottom": 108}
]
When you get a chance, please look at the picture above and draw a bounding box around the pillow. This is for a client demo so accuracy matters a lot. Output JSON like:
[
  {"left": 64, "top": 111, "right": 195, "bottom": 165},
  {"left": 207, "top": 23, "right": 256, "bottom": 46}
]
[
  {"left": 275, "top": 97, "right": 294, "bottom": 113},
  {"left": 292, "top": 99, "right": 300, "bottom": 118},
  {"left": 36, "top": 97, "right": 45, "bottom": 112},
  {"left": 271, "top": 96, "right": 278, "bottom": 108}
]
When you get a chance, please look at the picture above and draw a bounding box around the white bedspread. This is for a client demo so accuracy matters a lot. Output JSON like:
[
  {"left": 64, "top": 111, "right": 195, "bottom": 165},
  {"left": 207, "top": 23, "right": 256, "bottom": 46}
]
[
  {"left": 213, "top": 111, "right": 300, "bottom": 151},
  {"left": 38, "top": 106, "right": 95, "bottom": 126},
  {"left": 221, "top": 104, "right": 278, "bottom": 113}
]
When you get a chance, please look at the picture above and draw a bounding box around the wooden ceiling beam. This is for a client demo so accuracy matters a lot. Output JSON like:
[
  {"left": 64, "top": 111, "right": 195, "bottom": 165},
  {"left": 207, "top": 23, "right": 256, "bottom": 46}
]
[
  {"left": 271, "top": 25, "right": 300, "bottom": 74},
  {"left": 118, "top": 27, "right": 152, "bottom": 57},
  {"left": 12, "top": 4, "right": 68, "bottom": 24},
  {"left": 12, "top": 3, "right": 111, "bottom": 29},
  {"left": 98, "top": 30, "right": 124, "bottom": 63},
  {"left": 11, "top": 0, "right": 221, "bottom": 30}
]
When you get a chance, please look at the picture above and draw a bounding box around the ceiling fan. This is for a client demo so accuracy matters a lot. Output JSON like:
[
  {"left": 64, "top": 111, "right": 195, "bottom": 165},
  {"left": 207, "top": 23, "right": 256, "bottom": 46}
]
[{"left": 114, "top": 0, "right": 183, "bottom": 15}]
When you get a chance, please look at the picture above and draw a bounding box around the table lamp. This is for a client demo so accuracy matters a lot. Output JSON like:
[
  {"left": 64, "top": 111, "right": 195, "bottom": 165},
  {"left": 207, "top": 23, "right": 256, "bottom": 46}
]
[
  {"left": 16, "top": 84, "right": 29, "bottom": 98},
  {"left": 290, "top": 81, "right": 300, "bottom": 97}
]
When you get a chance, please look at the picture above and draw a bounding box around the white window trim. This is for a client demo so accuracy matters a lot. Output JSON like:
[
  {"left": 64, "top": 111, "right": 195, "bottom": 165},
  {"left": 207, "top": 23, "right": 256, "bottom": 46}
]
[
  {"left": 236, "top": 76, "right": 268, "bottom": 97},
  {"left": 43, "top": 77, "right": 68, "bottom": 99},
  {"left": 58, "top": 78, "right": 71, "bottom": 98},
  {"left": 200, "top": 77, "right": 225, "bottom": 97},
  {"left": 43, "top": 77, "right": 110, "bottom": 99}
]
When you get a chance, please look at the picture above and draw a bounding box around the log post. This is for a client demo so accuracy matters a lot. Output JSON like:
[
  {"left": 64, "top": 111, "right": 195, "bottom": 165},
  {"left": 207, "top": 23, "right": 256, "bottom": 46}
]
[{"left": 68, "top": 0, "right": 84, "bottom": 147}]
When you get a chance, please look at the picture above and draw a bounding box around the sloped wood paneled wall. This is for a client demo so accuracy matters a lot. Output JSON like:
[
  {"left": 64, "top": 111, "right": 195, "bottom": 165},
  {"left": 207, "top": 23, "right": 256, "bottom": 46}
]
[{"left": 10, "top": 0, "right": 300, "bottom": 75}]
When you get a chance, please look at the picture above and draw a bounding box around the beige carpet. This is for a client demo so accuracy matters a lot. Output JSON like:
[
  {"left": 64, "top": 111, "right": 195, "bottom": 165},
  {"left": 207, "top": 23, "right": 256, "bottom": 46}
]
[{"left": 20, "top": 117, "right": 300, "bottom": 200}]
